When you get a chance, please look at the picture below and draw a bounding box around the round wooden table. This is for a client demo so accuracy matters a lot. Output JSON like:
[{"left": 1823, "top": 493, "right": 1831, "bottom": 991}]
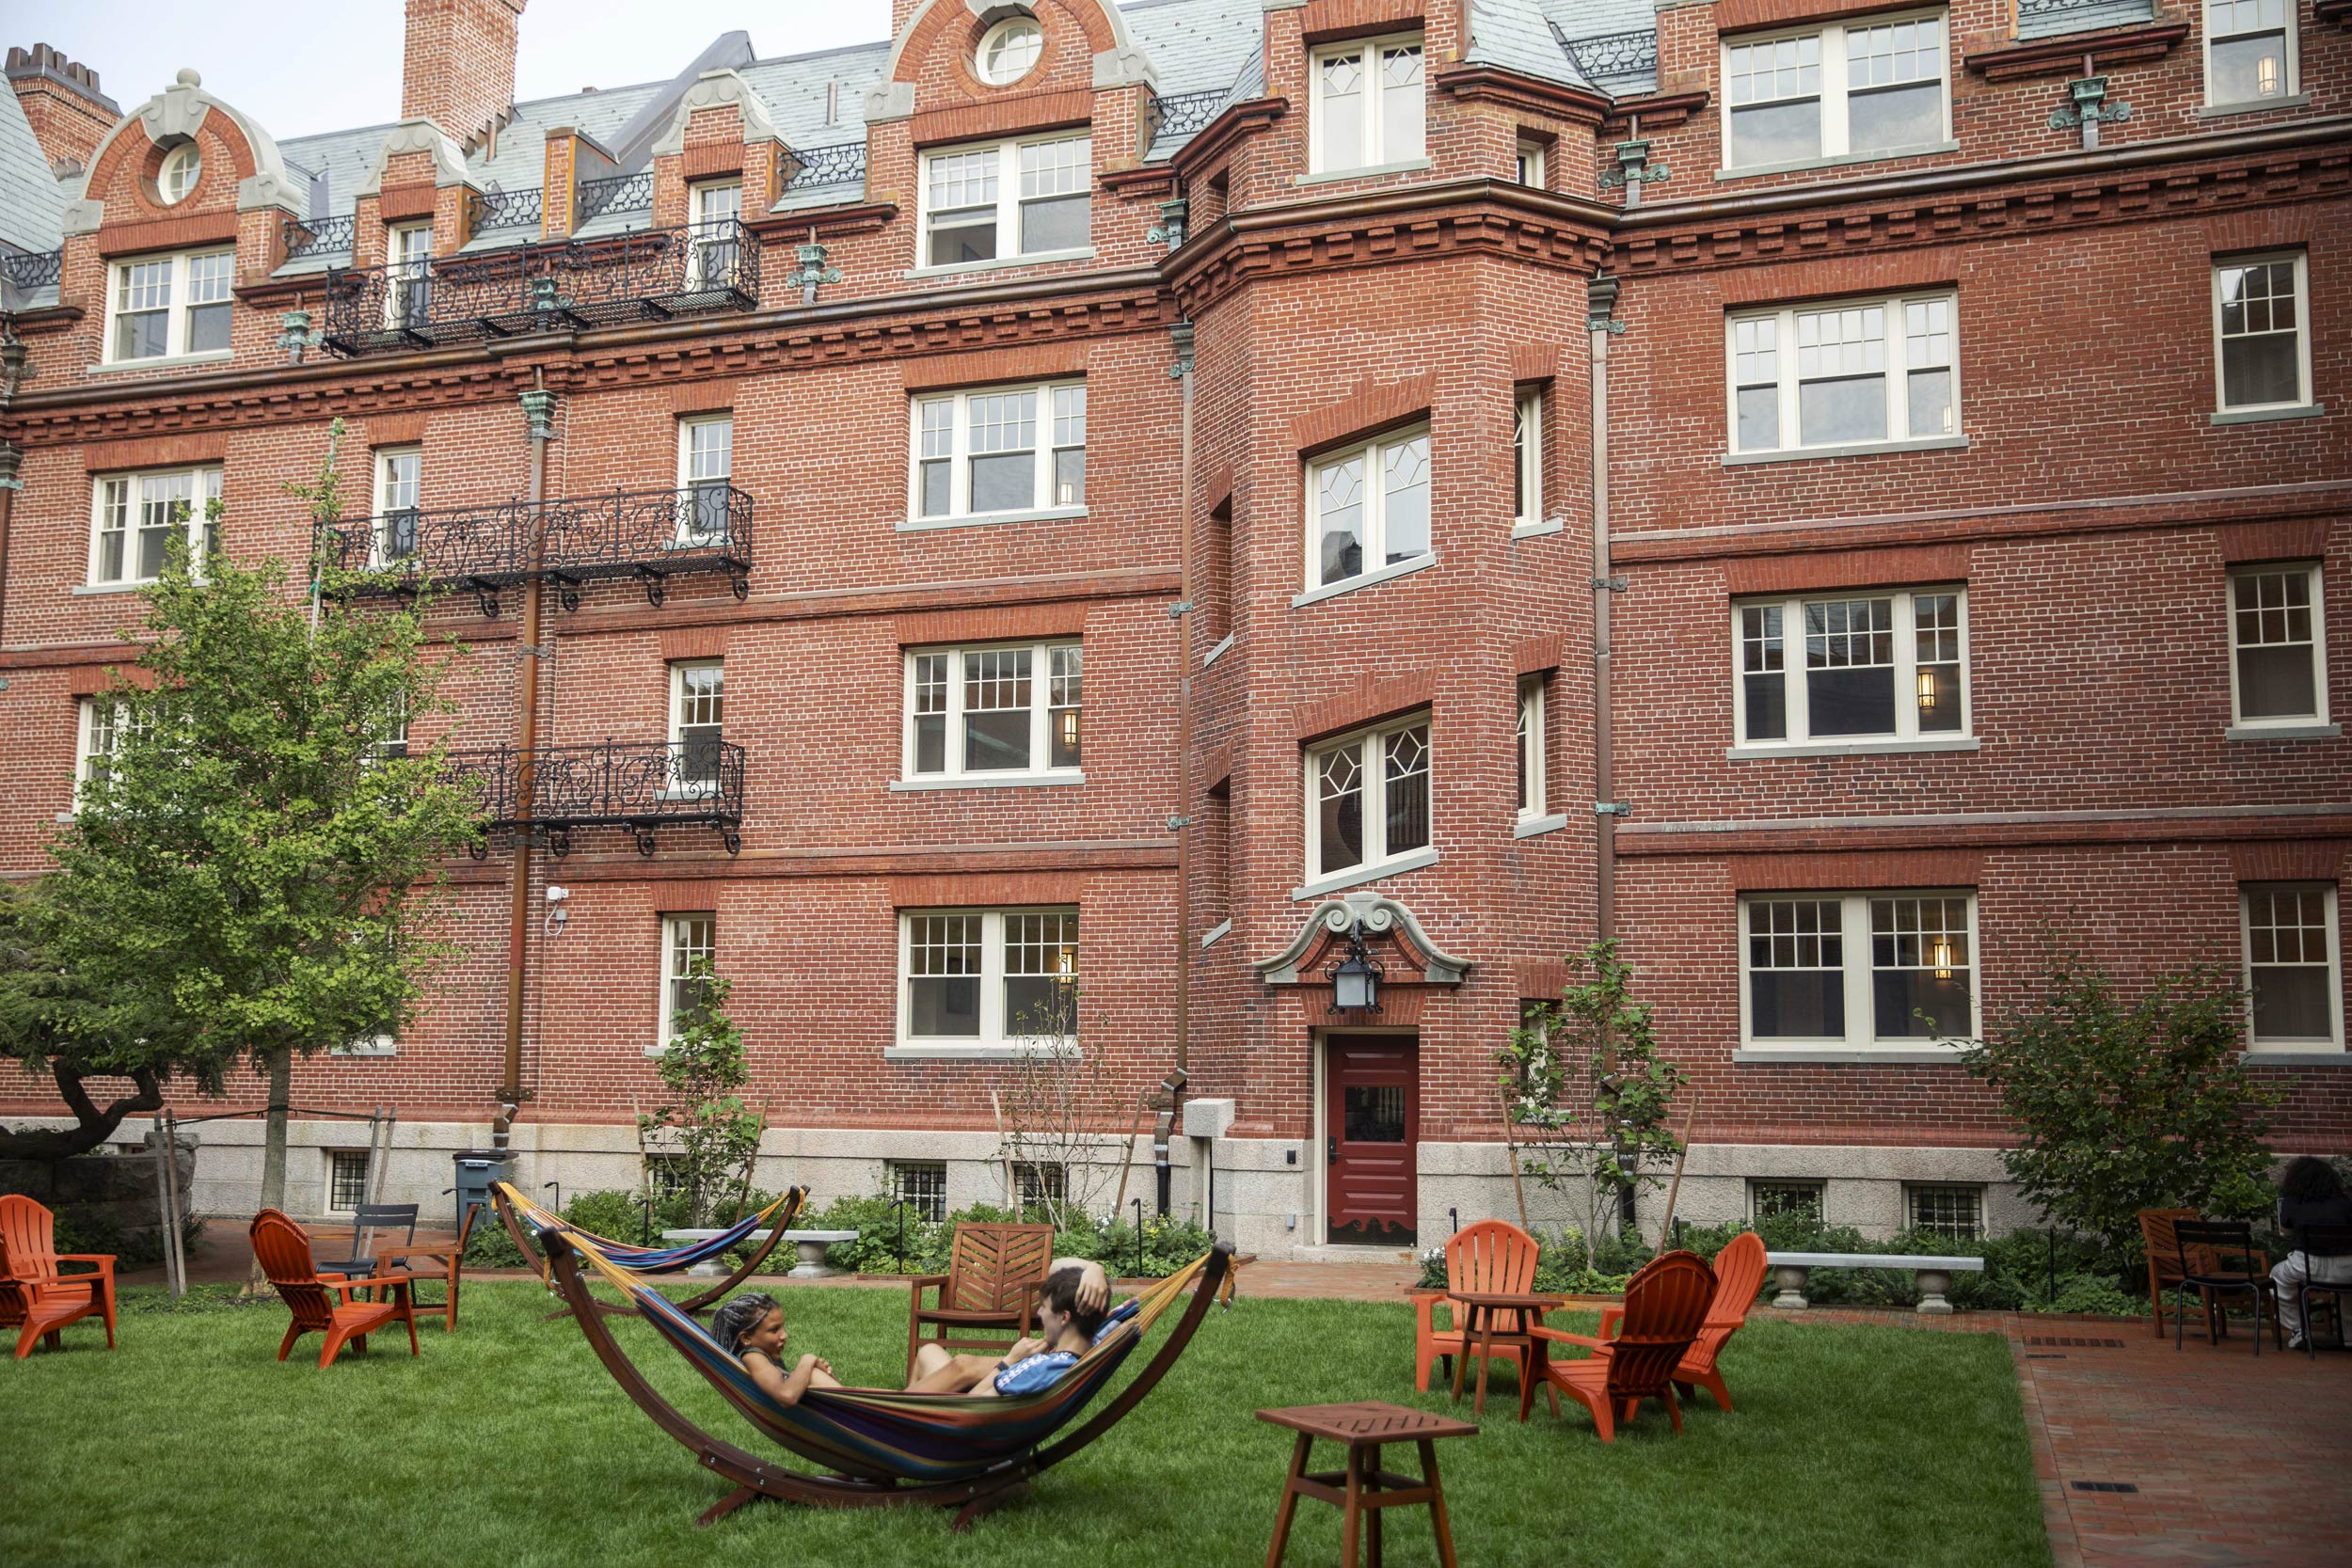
[{"left": 1445, "top": 1289, "right": 1565, "bottom": 1417}]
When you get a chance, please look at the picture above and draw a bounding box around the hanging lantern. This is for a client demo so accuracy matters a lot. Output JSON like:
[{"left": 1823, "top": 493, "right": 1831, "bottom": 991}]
[{"left": 1325, "top": 922, "right": 1385, "bottom": 1013}]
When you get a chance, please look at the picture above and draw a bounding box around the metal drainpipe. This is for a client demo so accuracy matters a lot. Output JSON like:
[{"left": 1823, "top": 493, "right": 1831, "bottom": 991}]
[
  {"left": 1158, "top": 317, "right": 1198, "bottom": 1218},
  {"left": 1588, "top": 276, "right": 1619, "bottom": 944},
  {"left": 0, "top": 440, "right": 20, "bottom": 649},
  {"left": 496, "top": 377, "right": 556, "bottom": 1153}
]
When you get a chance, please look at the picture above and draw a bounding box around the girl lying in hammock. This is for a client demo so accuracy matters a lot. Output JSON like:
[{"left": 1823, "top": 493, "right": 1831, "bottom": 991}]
[
  {"left": 905, "top": 1258, "right": 1115, "bottom": 1397},
  {"left": 712, "top": 1292, "right": 842, "bottom": 1407}
]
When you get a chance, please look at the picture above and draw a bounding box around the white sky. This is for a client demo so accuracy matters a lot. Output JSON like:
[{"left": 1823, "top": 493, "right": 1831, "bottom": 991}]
[{"left": 0, "top": 0, "right": 898, "bottom": 142}]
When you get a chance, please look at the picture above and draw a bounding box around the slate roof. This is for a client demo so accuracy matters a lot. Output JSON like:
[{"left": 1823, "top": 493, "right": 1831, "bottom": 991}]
[
  {"left": 1470, "top": 0, "right": 1600, "bottom": 92},
  {"left": 0, "top": 79, "right": 68, "bottom": 252}
]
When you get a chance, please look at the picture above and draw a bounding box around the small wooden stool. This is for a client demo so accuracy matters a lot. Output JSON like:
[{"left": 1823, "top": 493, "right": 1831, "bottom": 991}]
[{"left": 1257, "top": 1402, "right": 1476, "bottom": 1568}]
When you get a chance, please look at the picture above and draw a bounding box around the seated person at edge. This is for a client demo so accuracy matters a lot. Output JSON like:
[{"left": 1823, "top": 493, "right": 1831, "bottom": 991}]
[
  {"left": 712, "top": 1292, "right": 842, "bottom": 1406},
  {"left": 2272, "top": 1155, "right": 2352, "bottom": 1350},
  {"left": 906, "top": 1259, "right": 1113, "bottom": 1397}
]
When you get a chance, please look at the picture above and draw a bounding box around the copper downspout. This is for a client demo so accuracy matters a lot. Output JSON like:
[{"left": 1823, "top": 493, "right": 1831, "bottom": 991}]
[
  {"left": 1588, "top": 277, "right": 1619, "bottom": 942},
  {"left": 1158, "top": 319, "right": 1198, "bottom": 1217},
  {"left": 496, "top": 380, "right": 556, "bottom": 1151}
]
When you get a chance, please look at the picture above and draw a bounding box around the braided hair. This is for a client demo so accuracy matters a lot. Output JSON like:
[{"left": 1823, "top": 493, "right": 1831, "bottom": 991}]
[{"left": 711, "top": 1292, "right": 781, "bottom": 1357}]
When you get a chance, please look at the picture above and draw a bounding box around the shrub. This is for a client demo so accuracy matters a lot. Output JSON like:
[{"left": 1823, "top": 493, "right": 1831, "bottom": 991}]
[{"left": 803, "top": 1193, "right": 1218, "bottom": 1279}]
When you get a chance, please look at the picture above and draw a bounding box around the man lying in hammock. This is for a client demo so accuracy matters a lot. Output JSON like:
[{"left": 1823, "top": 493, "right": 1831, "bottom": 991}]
[{"left": 905, "top": 1258, "right": 1117, "bottom": 1397}]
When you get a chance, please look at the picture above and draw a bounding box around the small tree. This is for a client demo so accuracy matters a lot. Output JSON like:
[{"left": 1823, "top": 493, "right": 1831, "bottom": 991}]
[
  {"left": 0, "top": 879, "right": 176, "bottom": 1160},
  {"left": 638, "top": 961, "right": 762, "bottom": 1227},
  {"left": 993, "top": 980, "right": 1119, "bottom": 1230},
  {"left": 1958, "top": 951, "right": 2278, "bottom": 1256},
  {"left": 1496, "top": 941, "right": 1687, "bottom": 1268}
]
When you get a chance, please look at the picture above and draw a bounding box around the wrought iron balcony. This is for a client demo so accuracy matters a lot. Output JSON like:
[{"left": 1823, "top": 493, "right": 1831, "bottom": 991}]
[
  {"left": 317, "top": 219, "right": 757, "bottom": 356},
  {"left": 1565, "top": 29, "right": 1659, "bottom": 84},
  {"left": 469, "top": 185, "right": 544, "bottom": 232},
  {"left": 779, "top": 140, "right": 866, "bottom": 193},
  {"left": 575, "top": 169, "right": 653, "bottom": 225},
  {"left": 282, "top": 214, "right": 355, "bottom": 261},
  {"left": 447, "top": 739, "right": 746, "bottom": 857},
  {"left": 315, "top": 483, "right": 753, "bottom": 616},
  {"left": 1148, "top": 88, "right": 1229, "bottom": 145},
  {"left": 1, "top": 246, "right": 63, "bottom": 290}
]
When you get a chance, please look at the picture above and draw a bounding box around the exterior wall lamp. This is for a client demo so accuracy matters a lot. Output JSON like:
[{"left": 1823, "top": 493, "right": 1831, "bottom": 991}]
[{"left": 1325, "top": 921, "right": 1384, "bottom": 1013}]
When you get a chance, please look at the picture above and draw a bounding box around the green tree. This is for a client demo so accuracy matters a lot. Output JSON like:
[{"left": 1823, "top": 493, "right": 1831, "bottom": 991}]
[
  {"left": 1958, "top": 952, "right": 2279, "bottom": 1256},
  {"left": 0, "top": 879, "right": 173, "bottom": 1160},
  {"left": 638, "top": 960, "right": 763, "bottom": 1227}
]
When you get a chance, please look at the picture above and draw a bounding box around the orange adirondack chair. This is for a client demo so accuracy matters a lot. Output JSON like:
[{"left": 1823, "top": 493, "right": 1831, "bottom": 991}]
[
  {"left": 250, "top": 1209, "right": 419, "bottom": 1369},
  {"left": 904, "top": 1221, "right": 1056, "bottom": 1378},
  {"left": 1521, "top": 1249, "right": 1715, "bottom": 1441},
  {"left": 1589, "top": 1229, "right": 1768, "bottom": 1413},
  {"left": 1408, "top": 1218, "right": 1544, "bottom": 1393},
  {"left": 0, "top": 1195, "right": 116, "bottom": 1359}
]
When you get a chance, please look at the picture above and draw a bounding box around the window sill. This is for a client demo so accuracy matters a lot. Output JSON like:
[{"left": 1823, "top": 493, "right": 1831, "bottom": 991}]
[
  {"left": 1514, "top": 811, "right": 1570, "bottom": 839},
  {"left": 1296, "top": 158, "right": 1432, "bottom": 186},
  {"left": 2200, "top": 93, "right": 2309, "bottom": 118},
  {"left": 2243, "top": 1048, "right": 2349, "bottom": 1064},
  {"left": 1727, "top": 736, "right": 1979, "bottom": 760},
  {"left": 1715, "top": 140, "right": 1958, "bottom": 182},
  {"left": 1731, "top": 1048, "right": 1969, "bottom": 1064},
  {"left": 2225, "top": 722, "right": 2339, "bottom": 742},
  {"left": 2210, "top": 403, "right": 2325, "bottom": 426},
  {"left": 331, "top": 1043, "right": 398, "bottom": 1058},
  {"left": 72, "top": 581, "right": 157, "bottom": 595},
  {"left": 898, "top": 506, "right": 1087, "bottom": 533},
  {"left": 884, "top": 1041, "right": 1079, "bottom": 1061},
  {"left": 1291, "top": 845, "right": 1439, "bottom": 902},
  {"left": 1202, "top": 632, "right": 1235, "bottom": 668},
  {"left": 1200, "top": 917, "right": 1232, "bottom": 950},
  {"left": 1511, "top": 517, "right": 1565, "bottom": 540},
  {"left": 1292, "top": 551, "right": 1437, "bottom": 610},
  {"left": 1723, "top": 435, "right": 1969, "bottom": 467},
  {"left": 904, "top": 247, "right": 1095, "bottom": 280},
  {"left": 87, "top": 350, "right": 233, "bottom": 375},
  {"left": 891, "top": 770, "right": 1085, "bottom": 791},
  {"left": 53, "top": 812, "right": 76, "bottom": 824}
]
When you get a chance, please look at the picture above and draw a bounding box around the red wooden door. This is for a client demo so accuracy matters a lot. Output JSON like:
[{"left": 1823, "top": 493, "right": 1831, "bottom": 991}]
[{"left": 1325, "top": 1036, "right": 1418, "bottom": 1244}]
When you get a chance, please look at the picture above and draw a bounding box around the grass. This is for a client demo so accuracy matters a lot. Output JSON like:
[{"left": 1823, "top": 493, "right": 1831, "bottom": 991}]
[{"left": 1, "top": 1279, "right": 2049, "bottom": 1568}]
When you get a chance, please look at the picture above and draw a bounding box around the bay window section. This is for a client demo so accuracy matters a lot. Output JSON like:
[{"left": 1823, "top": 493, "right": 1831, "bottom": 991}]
[
  {"left": 1306, "top": 425, "right": 1430, "bottom": 594},
  {"left": 909, "top": 381, "right": 1086, "bottom": 524},
  {"left": 1740, "top": 891, "right": 1978, "bottom": 1051},
  {"left": 1310, "top": 33, "right": 1425, "bottom": 173},
  {"left": 898, "top": 908, "right": 1079, "bottom": 1053},
  {"left": 1728, "top": 293, "right": 1959, "bottom": 457},
  {"left": 1723, "top": 13, "right": 1947, "bottom": 172},
  {"left": 1306, "top": 713, "right": 1433, "bottom": 888},
  {"left": 919, "top": 134, "right": 1091, "bottom": 269},
  {"left": 2241, "top": 882, "right": 2344, "bottom": 1050},
  {"left": 90, "top": 466, "right": 222, "bottom": 586},
  {"left": 902, "top": 641, "right": 1082, "bottom": 784},
  {"left": 1733, "top": 587, "right": 1968, "bottom": 749}
]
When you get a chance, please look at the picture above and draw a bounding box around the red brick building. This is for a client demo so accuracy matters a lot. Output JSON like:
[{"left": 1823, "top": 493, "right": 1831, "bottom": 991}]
[{"left": 0, "top": 0, "right": 2343, "bottom": 1254}]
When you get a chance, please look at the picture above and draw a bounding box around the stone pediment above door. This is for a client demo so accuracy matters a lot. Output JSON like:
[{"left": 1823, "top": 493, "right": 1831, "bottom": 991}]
[{"left": 1255, "top": 892, "right": 1470, "bottom": 988}]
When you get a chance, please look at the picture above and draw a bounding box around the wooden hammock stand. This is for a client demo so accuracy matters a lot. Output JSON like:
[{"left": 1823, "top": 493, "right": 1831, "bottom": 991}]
[{"left": 493, "top": 1181, "right": 803, "bottom": 1320}]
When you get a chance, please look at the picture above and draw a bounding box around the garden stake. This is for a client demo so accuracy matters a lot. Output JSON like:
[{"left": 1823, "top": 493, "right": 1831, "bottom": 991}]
[
  {"left": 1654, "top": 1091, "right": 1701, "bottom": 1251},
  {"left": 1133, "top": 1197, "right": 1144, "bottom": 1278},
  {"left": 1500, "top": 1089, "right": 1530, "bottom": 1231},
  {"left": 162, "top": 1106, "right": 186, "bottom": 1297},
  {"left": 1112, "top": 1092, "right": 1150, "bottom": 1218}
]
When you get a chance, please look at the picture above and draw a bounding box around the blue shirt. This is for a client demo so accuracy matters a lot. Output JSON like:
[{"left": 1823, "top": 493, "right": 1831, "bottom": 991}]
[{"left": 990, "top": 1298, "right": 1139, "bottom": 1395}]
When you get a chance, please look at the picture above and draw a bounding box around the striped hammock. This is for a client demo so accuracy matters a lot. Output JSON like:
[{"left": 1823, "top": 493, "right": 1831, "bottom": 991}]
[
  {"left": 561, "top": 1225, "right": 1227, "bottom": 1483},
  {"left": 496, "top": 1181, "right": 797, "bottom": 1274}
]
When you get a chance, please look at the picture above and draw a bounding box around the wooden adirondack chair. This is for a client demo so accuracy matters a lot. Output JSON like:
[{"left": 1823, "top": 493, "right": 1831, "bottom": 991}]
[
  {"left": 905, "top": 1222, "right": 1056, "bottom": 1378},
  {"left": 250, "top": 1209, "right": 420, "bottom": 1369},
  {"left": 1591, "top": 1229, "right": 1767, "bottom": 1413},
  {"left": 0, "top": 1195, "right": 116, "bottom": 1359},
  {"left": 1521, "top": 1249, "right": 1715, "bottom": 1441},
  {"left": 1408, "top": 1218, "right": 1544, "bottom": 1393}
]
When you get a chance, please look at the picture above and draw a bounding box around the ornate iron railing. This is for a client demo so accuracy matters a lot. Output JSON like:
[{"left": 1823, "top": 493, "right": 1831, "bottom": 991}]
[
  {"left": 2017, "top": 0, "right": 2149, "bottom": 18},
  {"left": 282, "top": 214, "right": 355, "bottom": 261},
  {"left": 315, "top": 483, "right": 754, "bottom": 615},
  {"left": 1149, "top": 88, "right": 1230, "bottom": 145},
  {"left": 317, "top": 220, "right": 757, "bottom": 356},
  {"left": 780, "top": 139, "right": 866, "bottom": 192},
  {"left": 446, "top": 739, "right": 746, "bottom": 857},
  {"left": 0, "top": 246, "right": 62, "bottom": 290},
  {"left": 1566, "top": 29, "right": 1659, "bottom": 83},
  {"left": 575, "top": 169, "right": 654, "bottom": 224},
  {"left": 469, "top": 185, "right": 544, "bottom": 232}
]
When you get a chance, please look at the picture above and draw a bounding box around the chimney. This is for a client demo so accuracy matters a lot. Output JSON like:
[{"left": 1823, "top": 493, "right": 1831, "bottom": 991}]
[
  {"left": 401, "top": 0, "right": 527, "bottom": 150},
  {"left": 6, "top": 43, "right": 120, "bottom": 177}
]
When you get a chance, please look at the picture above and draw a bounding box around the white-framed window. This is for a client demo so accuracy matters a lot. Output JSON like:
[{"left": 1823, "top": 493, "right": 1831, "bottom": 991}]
[
  {"left": 1308, "top": 424, "right": 1429, "bottom": 591},
  {"left": 910, "top": 380, "right": 1084, "bottom": 521},
  {"left": 676, "top": 414, "right": 735, "bottom": 545},
  {"left": 977, "top": 14, "right": 1043, "bottom": 84},
  {"left": 1517, "top": 676, "right": 1546, "bottom": 818},
  {"left": 2213, "top": 253, "right": 2311, "bottom": 413},
  {"left": 1740, "top": 891, "right": 1979, "bottom": 1049},
  {"left": 1513, "top": 388, "right": 1542, "bottom": 527},
  {"left": 1013, "top": 1160, "right": 1066, "bottom": 1211},
  {"left": 890, "top": 1159, "right": 949, "bottom": 1222},
  {"left": 327, "top": 1150, "right": 371, "bottom": 1212},
  {"left": 375, "top": 691, "right": 411, "bottom": 763},
  {"left": 687, "top": 182, "right": 742, "bottom": 288},
  {"left": 1722, "top": 12, "right": 1948, "bottom": 171},
  {"left": 659, "top": 912, "right": 717, "bottom": 1050},
  {"left": 387, "top": 223, "right": 432, "bottom": 329},
  {"left": 2242, "top": 882, "right": 2344, "bottom": 1050},
  {"left": 158, "top": 141, "right": 201, "bottom": 205},
  {"left": 74, "top": 696, "right": 135, "bottom": 799},
  {"left": 919, "top": 133, "right": 1090, "bottom": 268},
  {"left": 898, "top": 907, "right": 1079, "bottom": 1051},
  {"left": 90, "top": 466, "right": 222, "bottom": 586},
  {"left": 2229, "top": 562, "right": 2328, "bottom": 727},
  {"left": 1749, "top": 1179, "right": 1825, "bottom": 1224},
  {"left": 1307, "top": 712, "right": 1432, "bottom": 881},
  {"left": 372, "top": 447, "right": 421, "bottom": 564},
  {"left": 2205, "top": 0, "right": 2296, "bottom": 106},
  {"left": 1514, "top": 137, "right": 1547, "bottom": 186},
  {"left": 1904, "top": 1182, "right": 1983, "bottom": 1239},
  {"left": 1309, "top": 32, "right": 1425, "bottom": 173},
  {"left": 1729, "top": 293, "right": 1958, "bottom": 454},
  {"left": 105, "top": 249, "right": 232, "bottom": 362},
  {"left": 1734, "top": 587, "right": 1967, "bottom": 746},
  {"left": 668, "top": 660, "right": 723, "bottom": 797},
  {"left": 904, "top": 641, "right": 1081, "bottom": 782}
]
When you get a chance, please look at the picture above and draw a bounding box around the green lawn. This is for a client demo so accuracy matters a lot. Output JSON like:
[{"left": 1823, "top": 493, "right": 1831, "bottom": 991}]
[{"left": 0, "top": 1279, "right": 2048, "bottom": 1568}]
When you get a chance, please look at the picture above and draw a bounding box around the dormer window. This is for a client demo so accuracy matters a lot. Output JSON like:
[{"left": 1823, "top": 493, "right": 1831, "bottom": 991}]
[
  {"left": 919, "top": 133, "right": 1091, "bottom": 271},
  {"left": 978, "top": 15, "right": 1043, "bottom": 85},
  {"left": 1722, "top": 12, "right": 1948, "bottom": 174},
  {"left": 104, "top": 249, "right": 233, "bottom": 363},
  {"left": 158, "top": 141, "right": 201, "bottom": 204},
  {"left": 1310, "top": 33, "right": 1425, "bottom": 174}
]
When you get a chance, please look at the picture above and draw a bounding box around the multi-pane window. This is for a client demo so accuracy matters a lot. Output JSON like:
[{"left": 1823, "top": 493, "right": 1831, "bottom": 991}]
[
  {"left": 660, "top": 913, "right": 716, "bottom": 1048},
  {"left": 1722, "top": 13, "right": 1947, "bottom": 170},
  {"left": 375, "top": 690, "right": 410, "bottom": 762},
  {"left": 1741, "top": 891, "right": 1978, "bottom": 1047},
  {"left": 90, "top": 466, "right": 222, "bottom": 585},
  {"left": 1750, "top": 1180, "right": 1825, "bottom": 1224},
  {"left": 977, "top": 15, "right": 1043, "bottom": 84},
  {"left": 2229, "top": 564, "right": 2327, "bottom": 726},
  {"left": 373, "top": 448, "right": 421, "bottom": 563},
  {"left": 1310, "top": 33, "right": 1425, "bottom": 172},
  {"left": 329, "top": 1150, "right": 370, "bottom": 1212},
  {"left": 919, "top": 134, "right": 1090, "bottom": 267},
  {"left": 158, "top": 141, "right": 201, "bottom": 204},
  {"left": 106, "top": 249, "right": 232, "bottom": 362},
  {"left": 2242, "top": 883, "right": 2343, "bottom": 1049},
  {"left": 904, "top": 641, "right": 1082, "bottom": 781},
  {"left": 1734, "top": 588, "right": 1967, "bottom": 745},
  {"left": 2206, "top": 0, "right": 2296, "bottom": 106},
  {"left": 677, "top": 415, "right": 735, "bottom": 544},
  {"left": 668, "top": 660, "right": 723, "bottom": 795},
  {"left": 1013, "top": 1161, "right": 1067, "bottom": 1212},
  {"left": 2213, "top": 254, "right": 2311, "bottom": 413},
  {"left": 687, "top": 182, "right": 742, "bottom": 287},
  {"left": 898, "top": 907, "right": 1079, "bottom": 1050},
  {"left": 1905, "top": 1183, "right": 1983, "bottom": 1240},
  {"left": 1307, "top": 714, "right": 1432, "bottom": 881},
  {"left": 1517, "top": 676, "right": 1546, "bottom": 818},
  {"left": 890, "top": 1160, "right": 949, "bottom": 1223},
  {"left": 1730, "top": 293, "right": 1957, "bottom": 453},
  {"left": 387, "top": 224, "right": 432, "bottom": 329},
  {"left": 1309, "top": 425, "right": 1430, "bottom": 590},
  {"left": 1514, "top": 138, "right": 1546, "bottom": 187},
  {"left": 1513, "top": 388, "right": 1543, "bottom": 527},
  {"left": 74, "top": 698, "right": 134, "bottom": 798},
  {"left": 911, "top": 381, "right": 1086, "bottom": 521}
]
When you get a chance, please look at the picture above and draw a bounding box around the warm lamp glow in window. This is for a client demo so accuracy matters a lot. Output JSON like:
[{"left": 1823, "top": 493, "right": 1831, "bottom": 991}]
[{"left": 1928, "top": 934, "right": 1957, "bottom": 981}]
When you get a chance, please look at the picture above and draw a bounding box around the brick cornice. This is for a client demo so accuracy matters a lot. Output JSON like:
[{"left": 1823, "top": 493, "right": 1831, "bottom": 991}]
[
  {"left": 1599, "top": 91, "right": 1709, "bottom": 135},
  {"left": 1962, "top": 22, "right": 2190, "bottom": 83},
  {"left": 91, "top": 210, "right": 240, "bottom": 260},
  {"left": 743, "top": 201, "right": 898, "bottom": 242},
  {"left": 1432, "top": 64, "right": 1609, "bottom": 127},
  {"left": 1168, "top": 98, "right": 1287, "bottom": 182},
  {"left": 1616, "top": 811, "right": 2352, "bottom": 858},
  {"left": 909, "top": 88, "right": 1092, "bottom": 149}
]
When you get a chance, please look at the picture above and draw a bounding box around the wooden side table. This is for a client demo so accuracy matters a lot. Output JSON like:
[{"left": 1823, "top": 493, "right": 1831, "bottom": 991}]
[
  {"left": 1257, "top": 1402, "right": 1476, "bottom": 1568},
  {"left": 1445, "top": 1289, "right": 1565, "bottom": 1417}
]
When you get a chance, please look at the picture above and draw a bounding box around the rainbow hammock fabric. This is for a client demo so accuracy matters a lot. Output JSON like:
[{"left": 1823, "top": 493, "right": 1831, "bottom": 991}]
[
  {"left": 495, "top": 1181, "right": 798, "bottom": 1274},
  {"left": 560, "top": 1224, "right": 1227, "bottom": 1484}
]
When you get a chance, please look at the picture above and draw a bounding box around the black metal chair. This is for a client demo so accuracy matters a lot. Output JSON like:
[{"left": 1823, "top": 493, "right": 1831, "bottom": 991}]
[
  {"left": 2290, "top": 1224, "right": 2352, "bottom": 1358},
  {"left": 2171, "top": 1219, "right": 2279, "bottom": 1354},
  {"left": 312, "top": 1203, "right": 419, "bottom": 1282}
]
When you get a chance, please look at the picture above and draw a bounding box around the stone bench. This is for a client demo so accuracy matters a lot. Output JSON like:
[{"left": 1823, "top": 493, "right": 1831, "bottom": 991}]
[
  {"left": 660, "top": 1227, "right": 858, "bottom": 1279},
  {"left": 1764, "top": 1251, "right": 1986, "bottom": 1315}
]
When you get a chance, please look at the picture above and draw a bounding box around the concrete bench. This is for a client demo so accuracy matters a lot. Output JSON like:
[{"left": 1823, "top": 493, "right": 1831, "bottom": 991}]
[
  {"left": 1764, "top": 1251, "right": 1986, "bottom": 1315},
  {"left": 660, "top": 1227, "right": 858, "bottom": 1279}
]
